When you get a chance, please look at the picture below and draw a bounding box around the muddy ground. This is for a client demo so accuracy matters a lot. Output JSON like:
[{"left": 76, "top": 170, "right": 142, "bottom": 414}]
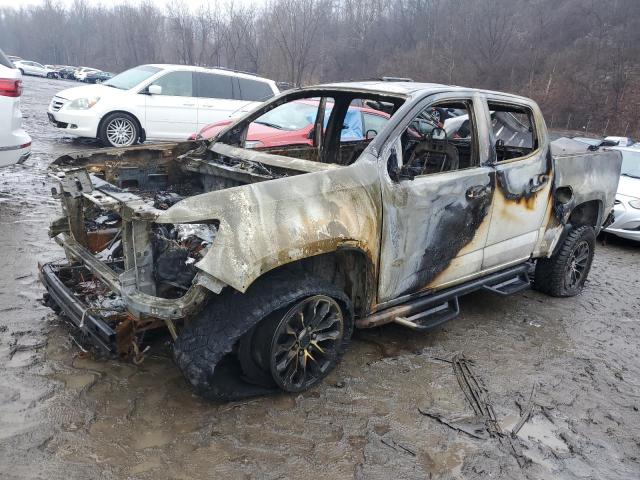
[{"left": 0, "top": 76, "right": 638, "bottom": 480}]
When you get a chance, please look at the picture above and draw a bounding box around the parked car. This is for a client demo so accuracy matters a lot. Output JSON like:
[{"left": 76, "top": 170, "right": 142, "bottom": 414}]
[
  {"left": 605, "top": 147, "right": 640, "bottom": 241},
  {"left": 41, "top": 81, "right": 622, "bottom": 400},
  {"left": 573, "top": 136, "right": 603, "bottom": 148},
  {"left": 13, "top": 60, "right": 57, "bottom": 78},
  {"left": 603, "top": 136, "right": 635, "bottom": 147},
  {"left": 0, "top": 49, "right": 31, "bottom": 166},
  {"left": 190, "top": 99, "right": 390, "bottom": 146},
  {"left": 85, "top": 70, "right": 113, "bottom": 84},
  {"left": 46, "top": 65, "right": 72, "bottom": 77},
  {"left": 47, "top": 64, "right": 279, "bottom": 147},
  {"left": 73, "top": 67, "right": 101, "bottom": 82},
  {"left": 57, "top": 66, "right": 77, "bottom": 80}
]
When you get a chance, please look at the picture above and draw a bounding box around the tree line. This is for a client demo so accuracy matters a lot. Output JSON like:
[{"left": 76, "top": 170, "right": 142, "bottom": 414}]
[{"left": 2, "top": 0, "right": 639, "bottom": 137}]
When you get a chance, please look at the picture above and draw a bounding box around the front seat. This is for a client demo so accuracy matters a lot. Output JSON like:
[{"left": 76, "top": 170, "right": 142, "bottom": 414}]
[{"left": 406, "top": 138, "right": 459, "bottom": 175}]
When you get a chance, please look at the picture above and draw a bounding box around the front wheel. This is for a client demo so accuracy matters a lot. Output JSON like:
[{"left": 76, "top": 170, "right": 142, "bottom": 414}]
[
  {"left": 173, "top": 275, "right": 353, "bottom": 400},
  {"left": 98, "top": 112, "right": 139, "bottom": 147},
  {"left": 243, "top": 294, "right": 350, "bottom": 392},
  {"left": 534, "top": 225, "right": 596, "bottom": 297}
]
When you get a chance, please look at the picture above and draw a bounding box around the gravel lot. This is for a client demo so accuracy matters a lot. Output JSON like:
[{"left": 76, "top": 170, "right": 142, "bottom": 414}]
[{"left": 0, "top": 75, "right": 639, "bottom": 480}]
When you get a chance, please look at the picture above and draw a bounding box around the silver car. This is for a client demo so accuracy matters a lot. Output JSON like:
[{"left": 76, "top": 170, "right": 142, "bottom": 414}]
[{"left": 606, "top": 147, "right": 640, "bottom": 241}]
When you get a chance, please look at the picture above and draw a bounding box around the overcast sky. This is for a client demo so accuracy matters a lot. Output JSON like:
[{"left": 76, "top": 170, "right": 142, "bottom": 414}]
[{"left": 0, "top": 0, "right": 263, "bottom": 9}]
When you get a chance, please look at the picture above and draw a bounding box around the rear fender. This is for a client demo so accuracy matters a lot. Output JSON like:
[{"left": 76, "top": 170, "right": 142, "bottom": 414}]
[{"left": 535, "top": 143, "right": 622, "bottom": 257}]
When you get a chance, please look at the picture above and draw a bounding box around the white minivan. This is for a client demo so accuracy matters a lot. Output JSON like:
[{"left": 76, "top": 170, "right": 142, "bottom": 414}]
[{"left": 48, "top": 64, "right": 279, "bottom": 147}]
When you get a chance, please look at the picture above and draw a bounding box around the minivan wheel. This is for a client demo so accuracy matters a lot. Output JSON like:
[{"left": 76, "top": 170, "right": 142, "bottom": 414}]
[
  {"left": 99, "top": 112, "right": 139, "bottom": 147},
  {"left": 534, "top": 225, "right": 596, "bottom": 297}
]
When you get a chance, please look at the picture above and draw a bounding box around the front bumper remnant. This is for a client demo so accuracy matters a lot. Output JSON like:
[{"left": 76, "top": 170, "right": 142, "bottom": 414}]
[
  {"left": 54, "top": 232, "right": 212, "bottom": 320},
  {"left": 39, "top": 262, "right": 117, "bottom": 353}
]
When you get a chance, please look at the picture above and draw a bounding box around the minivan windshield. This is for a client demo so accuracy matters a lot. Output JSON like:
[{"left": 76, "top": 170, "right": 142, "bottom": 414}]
[{"left": 104, "top": 65, "right": 161, "bottom": 90}]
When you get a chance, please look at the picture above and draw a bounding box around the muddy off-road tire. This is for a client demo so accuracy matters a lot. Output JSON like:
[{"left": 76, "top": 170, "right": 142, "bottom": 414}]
[
  {"left": 173, "top": 274, "right": 353, "bottom": 400},
  {"left": 534, "top": 225, "right": 596, "bottom": 297}
]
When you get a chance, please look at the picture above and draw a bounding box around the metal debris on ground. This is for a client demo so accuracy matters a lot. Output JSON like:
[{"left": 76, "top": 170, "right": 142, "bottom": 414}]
[
  {"left": 419, "top": 353, "right": 533, "bottom": 468},
  {"left": 512, "top": 383, "right": 538, "bottom": 437},
  {"left": 380, "top": 436, "right": 417, "bottom": 456},
  {"left": 452, "top": 353, "right": 528, "bottom": 467},
  {"left": 417, "top": 409, "right": 489, "bottom": 439}
]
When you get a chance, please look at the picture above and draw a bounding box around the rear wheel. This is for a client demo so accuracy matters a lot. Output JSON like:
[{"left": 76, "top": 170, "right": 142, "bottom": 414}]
[
  {"left": 98, "top": 112, "right": 139, "bottom": 147},
  {"left": 534, "top": 225, "right": 596, "bottom": 297}
]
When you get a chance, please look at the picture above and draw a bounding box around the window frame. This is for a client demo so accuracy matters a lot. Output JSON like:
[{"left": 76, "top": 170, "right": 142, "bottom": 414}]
[
  {"left": 194, "top": 71, "right": 235, "bottom": 100},
  {"left": 386, "top": 95, "right": 482, "bottom": 181},
  {"left": 150, "top": 70, "right": 194, "bottom": 98},
  {"left": 485, "top": 99, "right": 540, "bottom": 165},
  {"left": 236, "top": 77, "right": 275, "bottom": 102}
]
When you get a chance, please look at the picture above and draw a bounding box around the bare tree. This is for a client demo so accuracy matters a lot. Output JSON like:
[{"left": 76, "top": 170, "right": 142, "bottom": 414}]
[
  {"left": 264, "top": 0, "right": 331, "bottom": 85},
  {"left": 166, "top": 0, "right": 194, "bottom": 64},
  {"left": 2, "top": 0, "right": 640, "bottom": 137}
]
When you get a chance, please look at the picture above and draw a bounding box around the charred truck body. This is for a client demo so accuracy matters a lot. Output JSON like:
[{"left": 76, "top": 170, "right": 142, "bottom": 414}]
[{"left": 40, "top": 82, "right": 622, "bottom": 399}]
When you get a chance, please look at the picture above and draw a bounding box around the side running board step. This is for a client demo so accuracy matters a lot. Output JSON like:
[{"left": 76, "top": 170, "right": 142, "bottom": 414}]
[
  {"left": 394, "top": 298, "right": 460, "bottom": 331},
  {"left": 482, "top": 272, "right": 531, "bottom": 296}
]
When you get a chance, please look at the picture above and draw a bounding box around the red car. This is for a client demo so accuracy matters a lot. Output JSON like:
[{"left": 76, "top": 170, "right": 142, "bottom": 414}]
[{"left": 188, "top": 99, "right": 390, "bottom": 148}]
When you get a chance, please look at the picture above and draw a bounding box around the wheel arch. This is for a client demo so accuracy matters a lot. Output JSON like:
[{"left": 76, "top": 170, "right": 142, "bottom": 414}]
[
  {"left": 243, "top": 247, "right": 377, "bottom": 318},
  {"left": 568, "top": 199, "right": 603, "bottom": 228}
]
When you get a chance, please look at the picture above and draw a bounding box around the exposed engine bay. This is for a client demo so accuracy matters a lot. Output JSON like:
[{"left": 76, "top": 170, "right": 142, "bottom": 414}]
[{"left": 46, "top": 141, "right": 341, "bottom": 345}]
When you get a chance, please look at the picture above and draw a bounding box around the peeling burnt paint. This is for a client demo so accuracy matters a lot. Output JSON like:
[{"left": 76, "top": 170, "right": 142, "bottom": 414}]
[
  {"left": 407, "top": 176, "right": 493, "bottom": 296},
  {"left": 494, "top": 151, "right": 553, "bottom": 210}
]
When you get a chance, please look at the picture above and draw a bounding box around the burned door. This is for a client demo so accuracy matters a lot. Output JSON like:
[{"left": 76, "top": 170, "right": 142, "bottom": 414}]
[
  {"left": 378, "top": 94, "right": 495, "bottom": 303},
  {"left": 481, "top": 99, "right": 553, "bottom": 269}
]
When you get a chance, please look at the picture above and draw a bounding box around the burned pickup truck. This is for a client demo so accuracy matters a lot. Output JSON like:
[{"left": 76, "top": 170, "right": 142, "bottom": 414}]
[{"left": 40, "top": 82, "right": 621, "bottom": 399}]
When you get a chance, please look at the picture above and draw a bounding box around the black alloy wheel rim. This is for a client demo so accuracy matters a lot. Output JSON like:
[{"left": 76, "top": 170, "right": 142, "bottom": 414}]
[
  {"left": 565, "top": 240, "right": 590, "bottom": 289},
  {"left": 269, "top": 295, "right": 343, "bottom": 391}
]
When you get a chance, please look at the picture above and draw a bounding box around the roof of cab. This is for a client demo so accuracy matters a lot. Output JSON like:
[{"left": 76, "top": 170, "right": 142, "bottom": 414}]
[{"left": 310, "top": 81, "right": 532, "bottom": 102}]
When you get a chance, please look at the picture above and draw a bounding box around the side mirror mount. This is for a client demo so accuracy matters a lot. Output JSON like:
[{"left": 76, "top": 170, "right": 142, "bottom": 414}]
[
  {"left": 365, "top": 129, "right": 378, "bottom": 140},
  {"left": 148, "top": 84, "right": 162, "bottom": 95}
]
